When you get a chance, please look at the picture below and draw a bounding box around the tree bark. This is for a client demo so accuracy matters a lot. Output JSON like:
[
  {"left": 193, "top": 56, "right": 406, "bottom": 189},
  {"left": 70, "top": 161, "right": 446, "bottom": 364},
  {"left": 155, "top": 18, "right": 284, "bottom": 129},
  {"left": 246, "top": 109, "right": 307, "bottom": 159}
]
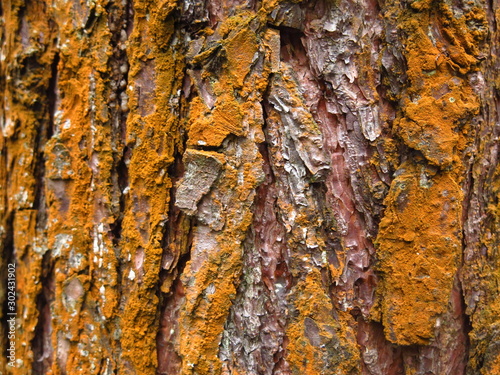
[{"left": 1, "top": 0, "right": 499, "bottom": 374}]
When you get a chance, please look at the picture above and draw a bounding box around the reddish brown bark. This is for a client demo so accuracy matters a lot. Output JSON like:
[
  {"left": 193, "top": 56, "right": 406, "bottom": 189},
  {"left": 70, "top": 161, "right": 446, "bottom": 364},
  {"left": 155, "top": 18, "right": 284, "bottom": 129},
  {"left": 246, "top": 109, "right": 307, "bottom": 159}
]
[{"left": 1, "top": 0, "right": 499, "bottom": 374}]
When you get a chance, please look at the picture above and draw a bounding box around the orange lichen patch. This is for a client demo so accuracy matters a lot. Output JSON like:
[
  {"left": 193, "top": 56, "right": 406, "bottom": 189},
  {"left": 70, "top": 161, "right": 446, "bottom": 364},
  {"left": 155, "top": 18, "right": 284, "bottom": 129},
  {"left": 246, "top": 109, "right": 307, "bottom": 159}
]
[
  {"left": 0, "top": 0, "right": 97, "bottom": 372},
  {"left": 377, "top": 1, "right": 485, "bottom": 349},
  {"left": 225, "top": 28, "right": 259, "bottom": 88},
  {"left": 393, "top": 6, "right": 481, "bottom": 166},
  {"left": 212, "top": 96, "right": 245, "bottom": 135},
  {"left": 186, "top": 14, "right": 269, "bottom": 147},
  {"left": 5, "top": 0, "right": 188, "bottom": 372},
  {"left": 481, "top": 356, "right": 500, "bottom": 375},
  {"left": 437, "top": 3, "right": 487, "bottom": 61},
  {"left": 375, "top": 160, "right": 462, "bottom": 345},
  {"left": 188, "top": 94, "right": 245, "bottom": 147},
  {"left": 400, "top": 4, "right": 484, "bottom": 86},
  {"left": 397, "top": 80, "right": 479, "bottom": 166},
  {"left": 409, "top": 0, "right": 433, "bottom": 11},
  {"left": 403, "top": 18, "right": 441, "bottom": 87},
  {"left": 43, "top": 7, "right": 124, "bottom": 372},
  {"left": 260, "top": 0, "right": 294, "bottom": 14},
  {"left": 218, "top": 11, "right": 255, "bottom": 38},
  {"left": 152, "top": 5, "right": 273, "bottom": 373},
  {"left": 285, "top": 269, "right": 360, "bottom": 374},
  {"left": 401, "top": 2, "right": 486, "bottom": 84}
]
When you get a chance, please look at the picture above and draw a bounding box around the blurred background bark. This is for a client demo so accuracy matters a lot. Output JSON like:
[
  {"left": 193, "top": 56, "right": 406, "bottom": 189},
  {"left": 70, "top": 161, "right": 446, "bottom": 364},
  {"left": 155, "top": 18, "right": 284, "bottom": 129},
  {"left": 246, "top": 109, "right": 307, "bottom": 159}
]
[{"left": 1, "top": 0, "right": 499, "bottom": 374}]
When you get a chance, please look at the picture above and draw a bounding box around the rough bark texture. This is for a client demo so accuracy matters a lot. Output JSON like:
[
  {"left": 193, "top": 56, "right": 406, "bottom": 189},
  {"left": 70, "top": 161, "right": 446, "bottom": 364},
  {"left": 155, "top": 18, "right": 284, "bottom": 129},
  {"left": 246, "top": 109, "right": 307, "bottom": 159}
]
[{"left": 1, "top": 0, "right": 499, "bottom": 374}]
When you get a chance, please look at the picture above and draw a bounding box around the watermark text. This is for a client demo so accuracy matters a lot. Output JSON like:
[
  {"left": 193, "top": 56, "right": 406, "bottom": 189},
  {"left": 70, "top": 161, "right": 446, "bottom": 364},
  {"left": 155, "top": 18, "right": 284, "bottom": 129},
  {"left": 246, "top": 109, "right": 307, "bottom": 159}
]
[{"left": 6, "top": 263, "right": 16, "bottom": 367}]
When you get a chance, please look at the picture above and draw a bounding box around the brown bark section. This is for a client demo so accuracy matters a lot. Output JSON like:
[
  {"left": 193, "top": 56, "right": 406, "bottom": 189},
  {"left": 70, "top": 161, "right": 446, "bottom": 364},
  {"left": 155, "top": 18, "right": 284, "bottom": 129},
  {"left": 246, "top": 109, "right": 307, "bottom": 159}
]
[{"left": 1, "top": 0, "right": 499, "bottom": 374}]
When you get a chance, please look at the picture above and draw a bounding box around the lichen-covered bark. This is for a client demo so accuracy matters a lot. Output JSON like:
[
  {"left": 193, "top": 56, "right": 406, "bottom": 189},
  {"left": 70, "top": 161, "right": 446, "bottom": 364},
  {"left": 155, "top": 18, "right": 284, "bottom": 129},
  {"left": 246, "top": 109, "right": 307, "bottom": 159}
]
[{"left": 1, "top": 0, "right": 499, "bottom": 374}]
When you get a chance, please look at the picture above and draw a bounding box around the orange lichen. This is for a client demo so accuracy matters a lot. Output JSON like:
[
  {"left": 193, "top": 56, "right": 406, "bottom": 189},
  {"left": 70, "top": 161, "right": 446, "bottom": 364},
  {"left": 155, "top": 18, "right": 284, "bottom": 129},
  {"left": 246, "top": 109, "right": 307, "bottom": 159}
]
[
  {"left": 285, "top": 269, "right": 360, "bottom": 374},
  {"left": 397, "top": 80, "right": 479, "bottom": 166},
  {"left": 225, "top": 28, "right": 259, "bottom": 89},
  {"left": 187, "top": 94, "right": 244, "bottom": 147},
  {"left": 0, "top": 0, "right": 188, "bottom": 373},
  {"left": 376, "top": 160, "right": 463, "bottom": 344},
  {"left": 218, "top": 11, "right": 255, "bottom": 38},
  {"left": 186, "top": 20, "right": 263, "bottom": 148},
  {"left": 376, "top": 0, "right": 484, "bottom": 348},
  {"left": 394, "top": 4, "right": 481, "bottom": 167}
]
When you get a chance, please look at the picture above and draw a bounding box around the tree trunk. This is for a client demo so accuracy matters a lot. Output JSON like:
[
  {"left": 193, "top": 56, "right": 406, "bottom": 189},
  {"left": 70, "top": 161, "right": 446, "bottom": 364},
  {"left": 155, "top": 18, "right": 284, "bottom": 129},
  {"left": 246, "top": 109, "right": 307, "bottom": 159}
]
[{"left": 1, "top": 0, "right": 499, "bottom": 374}]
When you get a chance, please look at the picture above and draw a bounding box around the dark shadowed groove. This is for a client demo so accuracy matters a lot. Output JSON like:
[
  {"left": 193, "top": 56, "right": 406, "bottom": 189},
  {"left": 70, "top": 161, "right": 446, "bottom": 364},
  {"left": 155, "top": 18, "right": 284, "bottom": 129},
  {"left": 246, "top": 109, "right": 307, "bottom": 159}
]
[
  {"left": 34, "top": 49, "right": 59, "bottom": 232},
  {"left": 46, "top": 51, "right": 59, "bottom": 141},
  {"left": 460, "top": 280, "right": 473, "bottom": 372},
  {"left": 156, "top": 179, "right": 194, "bottom": 373},
  {"left": 157, "top": 208, "right": 193, "bottom": 375},
  {"left": 156, "top": 65, "right": 191, "bottom": 373},
  {"left": 156, "top": 166, "right": 189, "bottom": 375},
  {"left": 32, "top": 251, "right": 55, "bottom": 374},
  {"left": 109, "top": 0, "right": 132, "bottom": 261},
  {"left": 31, "top": 29, "right": 60, "bottom": 372}
]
